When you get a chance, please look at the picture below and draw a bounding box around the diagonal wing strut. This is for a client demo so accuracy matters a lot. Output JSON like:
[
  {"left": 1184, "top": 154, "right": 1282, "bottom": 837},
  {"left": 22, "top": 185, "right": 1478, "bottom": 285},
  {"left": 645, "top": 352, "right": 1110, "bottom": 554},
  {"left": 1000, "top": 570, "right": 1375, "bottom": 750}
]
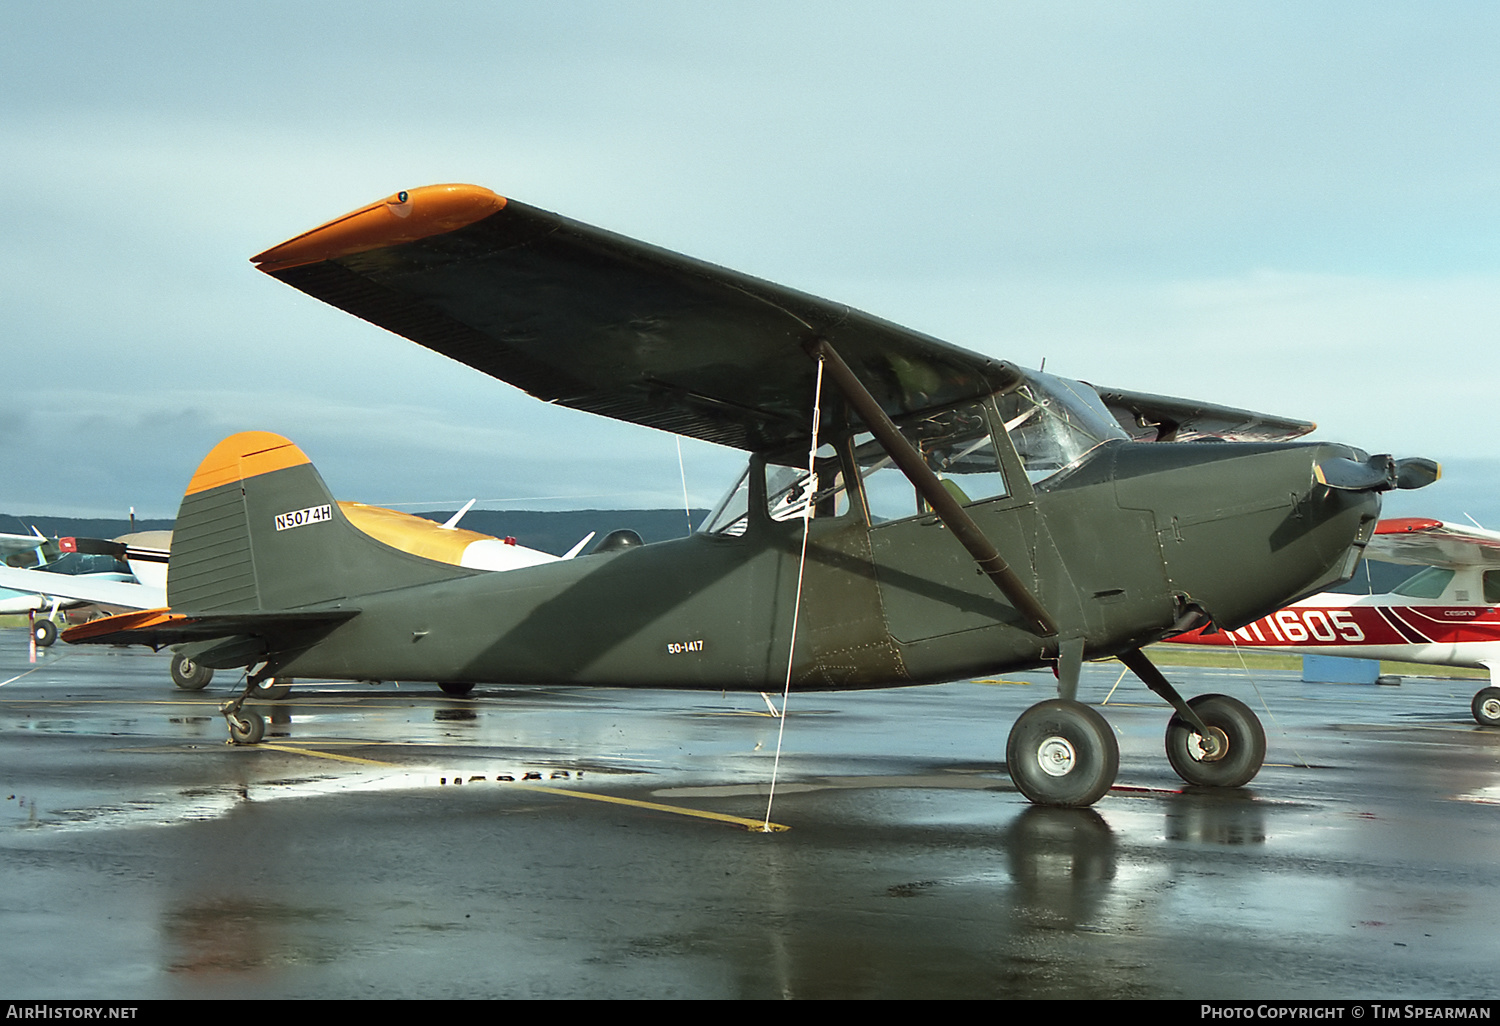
[{"left": 808, "top": 338, "right": 1058, "bottom": 638}]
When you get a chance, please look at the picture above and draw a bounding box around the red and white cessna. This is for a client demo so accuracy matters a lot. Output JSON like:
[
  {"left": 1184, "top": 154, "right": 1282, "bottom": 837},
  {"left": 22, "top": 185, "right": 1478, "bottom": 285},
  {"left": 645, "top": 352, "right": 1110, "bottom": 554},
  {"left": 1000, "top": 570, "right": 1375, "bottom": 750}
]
[{"left": 1169, "top": 518, "right": 1500, "bottom": 725}]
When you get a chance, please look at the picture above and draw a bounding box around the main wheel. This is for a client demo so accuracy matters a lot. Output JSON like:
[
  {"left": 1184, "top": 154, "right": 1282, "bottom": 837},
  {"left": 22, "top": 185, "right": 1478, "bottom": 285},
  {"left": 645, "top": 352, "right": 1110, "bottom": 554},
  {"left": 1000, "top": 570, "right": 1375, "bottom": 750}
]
[
  {"left": 32, "top": 618, "right": 57, "bottom": 647},
  {"left": 228, "top": 712, "right": 265, "bottom": 745},
  {"left": 1165, "top": 694, "right": 1266, "bottom": 787},
  {"left": 1471, "top": 687, "right": 1500, "bottom": 727},
  {"left": 252, "top": 678, "right": 292, "bottom": 701},
  {"left": 170, "top": 654, "right": 214, "bottom": 690},
  {"left": 1006, "top": 699, "right": 1119, "bottom": 807},
  {"left": 439, "top": 681, "right": 475, "bottom": 697}
]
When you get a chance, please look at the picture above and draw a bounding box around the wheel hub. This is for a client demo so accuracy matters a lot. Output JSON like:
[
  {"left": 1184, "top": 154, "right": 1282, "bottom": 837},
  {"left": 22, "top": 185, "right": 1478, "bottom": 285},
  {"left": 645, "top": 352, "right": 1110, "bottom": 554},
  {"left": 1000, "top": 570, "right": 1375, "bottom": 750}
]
[
  {"left": 1036, "top": 735, "right": 1077, "bottom": 777},
  {"left": 1190, "top": 726, "right": 1230, "bottom": 762},
  {"left": 1483, "top": 699, "right": 1500, "bottom": 720}
]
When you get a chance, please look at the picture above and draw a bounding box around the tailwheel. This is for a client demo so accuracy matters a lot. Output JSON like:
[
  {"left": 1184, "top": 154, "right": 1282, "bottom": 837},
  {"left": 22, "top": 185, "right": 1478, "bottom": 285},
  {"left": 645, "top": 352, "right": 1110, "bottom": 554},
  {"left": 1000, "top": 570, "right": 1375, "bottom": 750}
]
[
  {"left": 1165, "top": 694, "right": 1265, "bottom": 788},
  {"left": 1006, "top": 699, "right": 1119, "bottom": 808},
  {"left": 227, "top": 711, "right": 266, "bottom": 745},
  {"left": 1471, "top": 687, "right": 1500, "bottom": 727}
]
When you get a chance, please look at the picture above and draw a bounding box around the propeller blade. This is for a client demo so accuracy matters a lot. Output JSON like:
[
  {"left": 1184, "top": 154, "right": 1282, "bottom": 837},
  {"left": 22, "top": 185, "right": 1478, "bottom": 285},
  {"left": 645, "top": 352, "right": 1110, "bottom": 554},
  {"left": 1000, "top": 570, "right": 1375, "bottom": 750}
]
[
  {"left": 1394, "top": 458, "right": 1441, "bottom": 490},
  {"left": 1315, "top": 454, "right": 1397, "bottom": 492}
]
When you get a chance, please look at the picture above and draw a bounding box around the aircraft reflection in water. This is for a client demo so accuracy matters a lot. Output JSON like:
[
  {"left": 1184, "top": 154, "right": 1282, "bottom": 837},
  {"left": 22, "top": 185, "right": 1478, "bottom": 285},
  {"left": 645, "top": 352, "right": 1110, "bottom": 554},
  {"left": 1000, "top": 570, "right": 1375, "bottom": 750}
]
[
  {"left": 1170, "top": 517, "right": 1500, "bottom": 726},
  {"left": 66, "top": 184, "right": 1437, "bottom": 807}
]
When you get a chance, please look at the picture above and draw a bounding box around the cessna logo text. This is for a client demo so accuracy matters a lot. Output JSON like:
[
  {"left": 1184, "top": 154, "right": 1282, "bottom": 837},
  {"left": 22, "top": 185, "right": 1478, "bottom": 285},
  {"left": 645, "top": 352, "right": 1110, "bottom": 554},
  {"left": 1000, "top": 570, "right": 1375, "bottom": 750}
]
[{"left": 275, "top": 505, "right": 332, "bottom": 531}]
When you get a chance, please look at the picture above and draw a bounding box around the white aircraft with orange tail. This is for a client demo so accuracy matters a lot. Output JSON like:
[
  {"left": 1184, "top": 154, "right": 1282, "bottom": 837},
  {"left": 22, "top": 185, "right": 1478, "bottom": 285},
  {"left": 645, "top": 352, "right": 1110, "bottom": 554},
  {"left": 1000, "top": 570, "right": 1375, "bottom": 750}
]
[{"left": 1167, "top": 517, "right": 1500, "bottom": 725}]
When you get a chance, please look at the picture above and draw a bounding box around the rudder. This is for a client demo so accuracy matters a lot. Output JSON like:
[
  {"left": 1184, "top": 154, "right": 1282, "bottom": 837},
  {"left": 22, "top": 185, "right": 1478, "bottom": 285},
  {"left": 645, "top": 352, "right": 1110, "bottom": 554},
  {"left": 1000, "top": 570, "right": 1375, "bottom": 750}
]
[{"left": 168, "top": 431, "right": 470, "bottom": 612}]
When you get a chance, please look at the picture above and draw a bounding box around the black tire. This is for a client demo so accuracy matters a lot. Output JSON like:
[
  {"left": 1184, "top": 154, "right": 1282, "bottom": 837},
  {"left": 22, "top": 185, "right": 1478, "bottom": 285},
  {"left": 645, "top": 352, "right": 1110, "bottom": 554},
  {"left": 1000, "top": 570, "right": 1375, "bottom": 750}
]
[
  {"left": 32, "top": 619, "right": 57, "bottom": 648},
  {"left": 228, "top": 712, "right": 265, "bottom": 745},
  {"left": 1165, "top": 693, "right": 1266, "bottom": 788},
  {"left": 1006, "top": 699, "right": 1119, "bottom": 808},
  {"left": 252, "top": 679, "right": 292, "bottom": 701},
  {"left": 169, "top": 654, "right": 214, "bottom": 691},
  {"left": 1471, "top": 687, "right": 1500, "bottom": 727},
  {"left": 439, "top": 681, "right": 475, "bottom": 697}
]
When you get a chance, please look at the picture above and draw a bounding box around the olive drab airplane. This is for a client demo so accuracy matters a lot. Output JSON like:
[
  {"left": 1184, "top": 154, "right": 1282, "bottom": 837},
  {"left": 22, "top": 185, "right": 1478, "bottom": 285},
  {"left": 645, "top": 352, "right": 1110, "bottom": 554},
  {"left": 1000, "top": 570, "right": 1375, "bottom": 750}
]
[
  {"left": 63, "top": 183, "right": 1439, "bottom": 807},
  {"left": 1168, "top": 517, "right": 1500, "bottom": 726}
]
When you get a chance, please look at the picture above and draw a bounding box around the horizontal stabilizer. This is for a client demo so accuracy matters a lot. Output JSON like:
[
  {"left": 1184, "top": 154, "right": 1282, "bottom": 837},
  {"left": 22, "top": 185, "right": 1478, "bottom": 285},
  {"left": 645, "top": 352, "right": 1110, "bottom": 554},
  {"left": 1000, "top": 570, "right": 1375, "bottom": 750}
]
[{"left": 63, "top": 607, "right": 358, "bottom": 650}]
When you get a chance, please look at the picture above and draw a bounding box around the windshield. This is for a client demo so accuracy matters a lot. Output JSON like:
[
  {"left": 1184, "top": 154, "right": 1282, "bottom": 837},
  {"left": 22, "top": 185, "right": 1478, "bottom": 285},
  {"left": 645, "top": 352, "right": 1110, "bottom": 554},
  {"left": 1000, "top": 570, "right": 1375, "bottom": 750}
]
[{"left": 995, "top": 371, "right": 1126, "bottom": 485}]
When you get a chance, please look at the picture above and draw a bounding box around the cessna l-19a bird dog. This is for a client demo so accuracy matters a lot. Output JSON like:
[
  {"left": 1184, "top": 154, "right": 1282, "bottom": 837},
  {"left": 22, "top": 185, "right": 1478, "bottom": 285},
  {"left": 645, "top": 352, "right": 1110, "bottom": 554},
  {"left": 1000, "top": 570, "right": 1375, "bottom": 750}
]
[
  {"left": 66, "top": 184, "right": 1438, "bottom": 807},
  {"left": 1169, "top": 517, "right": 1500, "bottom": 726}
]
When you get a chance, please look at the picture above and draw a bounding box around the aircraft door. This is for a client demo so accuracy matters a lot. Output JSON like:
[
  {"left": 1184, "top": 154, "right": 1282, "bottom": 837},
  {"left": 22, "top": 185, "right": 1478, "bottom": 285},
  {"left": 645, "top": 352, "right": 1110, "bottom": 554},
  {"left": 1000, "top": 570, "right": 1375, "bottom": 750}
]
[{"left": 864, "top": 401, "right": 1046, "bottom": 644}]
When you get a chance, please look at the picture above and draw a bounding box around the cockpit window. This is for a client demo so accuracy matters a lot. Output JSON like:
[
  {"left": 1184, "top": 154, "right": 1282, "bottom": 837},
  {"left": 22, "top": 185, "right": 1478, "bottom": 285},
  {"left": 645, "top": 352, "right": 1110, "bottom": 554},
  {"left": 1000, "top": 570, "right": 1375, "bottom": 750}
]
[
  {"left": 700, "top": 466, "right": 751, "bottom": 537},
  {"left": 856, "top": 401, "right": 1009, "bottom": 523},
  {"left": 699, "top": 446, "right": 851, "bottom": 537},
  {"left": 1392, "top": 566, "right": 1454, "bottom": 599},
  {"left": 995, "top": 372, "right": 1127, "bottom": 486},
  {"left": 766, "top": 445, "right": 850, "bottom": 522}
]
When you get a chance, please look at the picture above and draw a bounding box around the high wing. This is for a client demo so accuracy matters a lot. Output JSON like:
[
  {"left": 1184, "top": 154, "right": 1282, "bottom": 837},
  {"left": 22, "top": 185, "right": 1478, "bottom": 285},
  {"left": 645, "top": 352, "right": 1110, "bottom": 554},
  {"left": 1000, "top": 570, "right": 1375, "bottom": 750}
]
[
  {"left": 1092, "top": 386, "right": 1315, "bottom": 443},
  {"left": 0, "top": 530, "right": 48, "bottom": 562},
  {"left": 0, "top": 564, "right": 165, "bottom": 609},
  {"left": 253, "top": 184, "right": 1020, "bottom": 452},
  {"left": 1366, "top": 518, "right": 1500, "bottom": 569},
  {"left": 252, "top": 184, "right": 1312, "bottom": 453}
]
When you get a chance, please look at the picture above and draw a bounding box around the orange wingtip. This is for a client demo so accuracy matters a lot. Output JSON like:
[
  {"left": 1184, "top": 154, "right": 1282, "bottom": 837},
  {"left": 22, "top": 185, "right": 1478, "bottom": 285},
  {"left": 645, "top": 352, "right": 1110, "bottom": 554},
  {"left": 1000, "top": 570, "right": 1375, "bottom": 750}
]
[
  {"left": 62, "top": 608, "right": 188, "bottom": 643},
  {"left": 186, "top": 431, "right": 311, "bottom": 496},
  {"left": 251, "top": 184, "right": 507, "bottom": 273}
]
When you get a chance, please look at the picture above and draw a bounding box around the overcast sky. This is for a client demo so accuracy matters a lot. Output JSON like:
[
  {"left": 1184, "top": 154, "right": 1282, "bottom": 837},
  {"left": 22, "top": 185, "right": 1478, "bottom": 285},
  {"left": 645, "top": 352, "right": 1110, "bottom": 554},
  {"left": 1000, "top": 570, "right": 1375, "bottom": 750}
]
[{"left": 4, "top": 2, "right": 1497, "bottom": 528}]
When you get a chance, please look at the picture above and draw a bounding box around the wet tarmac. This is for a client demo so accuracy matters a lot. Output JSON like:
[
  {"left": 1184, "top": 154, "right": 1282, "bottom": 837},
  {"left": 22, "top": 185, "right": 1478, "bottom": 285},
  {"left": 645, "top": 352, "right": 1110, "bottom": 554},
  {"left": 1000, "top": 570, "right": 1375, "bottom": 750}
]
[{"left": 2, "top": 633, "right": 1498, "bottom": 999}]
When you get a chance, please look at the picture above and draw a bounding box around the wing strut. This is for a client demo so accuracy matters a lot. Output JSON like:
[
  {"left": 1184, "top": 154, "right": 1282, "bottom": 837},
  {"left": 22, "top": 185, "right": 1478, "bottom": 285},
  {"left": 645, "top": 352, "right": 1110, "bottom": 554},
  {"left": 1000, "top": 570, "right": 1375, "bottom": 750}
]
[{"left": 807, "top": 338, "right": 1058, "bottom": 638}]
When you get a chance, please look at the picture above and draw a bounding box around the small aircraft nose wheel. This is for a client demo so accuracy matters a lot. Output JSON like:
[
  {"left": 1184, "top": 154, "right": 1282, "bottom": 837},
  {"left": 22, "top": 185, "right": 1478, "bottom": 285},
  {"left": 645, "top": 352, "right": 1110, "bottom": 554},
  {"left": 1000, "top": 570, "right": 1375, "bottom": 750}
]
[
  {"left": 226, "top": 711, "right": 266, "bottom": 745},
  {"left": 1471, "top": 687, "right": 1500, "bottom": 727},
  {"left": 1165, "top": 694, "right": 1265, "bottom": 787},
  {"left": 1006, "top": 699, "right": 1119, "bottom": 807}
]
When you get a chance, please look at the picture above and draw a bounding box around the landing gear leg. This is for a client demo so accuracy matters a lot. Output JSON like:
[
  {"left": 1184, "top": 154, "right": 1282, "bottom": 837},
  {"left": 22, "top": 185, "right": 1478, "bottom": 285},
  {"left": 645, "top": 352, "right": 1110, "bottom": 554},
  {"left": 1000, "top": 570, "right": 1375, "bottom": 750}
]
[{"left": 219, "top": 664, "right": 275, "bottom": 746}]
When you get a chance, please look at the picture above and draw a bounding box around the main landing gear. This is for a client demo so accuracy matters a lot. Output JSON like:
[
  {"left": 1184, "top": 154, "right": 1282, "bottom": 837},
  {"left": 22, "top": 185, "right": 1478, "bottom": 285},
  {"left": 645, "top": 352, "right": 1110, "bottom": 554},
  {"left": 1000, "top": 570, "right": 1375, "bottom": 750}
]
[
  {"left": 1472, "top": 687, "right": 1500, "bottom": 728},
  {"left": 1005, "top": 643, "right": 1267, "bottom": 807}
]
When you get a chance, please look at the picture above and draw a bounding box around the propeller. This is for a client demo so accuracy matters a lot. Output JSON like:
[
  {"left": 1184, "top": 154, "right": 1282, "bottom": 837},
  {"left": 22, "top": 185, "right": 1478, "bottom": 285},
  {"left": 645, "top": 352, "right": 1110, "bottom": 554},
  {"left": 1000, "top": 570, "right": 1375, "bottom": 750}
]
[{"left": 1315, "top": 455, "right": 1441, "bottom": 492}]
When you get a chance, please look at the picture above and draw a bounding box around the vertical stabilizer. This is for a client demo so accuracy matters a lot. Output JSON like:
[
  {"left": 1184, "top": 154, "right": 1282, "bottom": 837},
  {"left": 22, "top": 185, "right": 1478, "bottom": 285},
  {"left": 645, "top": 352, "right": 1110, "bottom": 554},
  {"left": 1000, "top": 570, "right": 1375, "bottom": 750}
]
[{"left": 167, "top": 431, "right": 471, "bottom": 612}]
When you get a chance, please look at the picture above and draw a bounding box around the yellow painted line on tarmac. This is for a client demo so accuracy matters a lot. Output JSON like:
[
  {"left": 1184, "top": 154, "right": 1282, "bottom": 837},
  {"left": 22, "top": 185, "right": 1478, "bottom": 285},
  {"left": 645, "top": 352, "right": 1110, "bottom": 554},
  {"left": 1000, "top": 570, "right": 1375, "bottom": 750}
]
[
  {"left": 524, "top": 785, "right": 790, "bottom": 833},
  {"left": 247, "top": 743, "right": 788, "bottom": 831},
  {"left": 258, "top": 742, "right": 400, "bottom": 767}
]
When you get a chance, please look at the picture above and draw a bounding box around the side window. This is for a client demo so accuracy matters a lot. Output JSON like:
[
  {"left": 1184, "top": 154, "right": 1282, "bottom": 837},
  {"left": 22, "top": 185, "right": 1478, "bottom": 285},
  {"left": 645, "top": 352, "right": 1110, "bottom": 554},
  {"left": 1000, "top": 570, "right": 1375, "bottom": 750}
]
[
  {"left": 855, "top": 403, "right": 1010, "bottom": 524},
  {"left": 1392, "top": 567, "right": 1455, "bottom": 600},
  {"left": 1484, "top": 570, "right": 1500, "bottom": 605},
  {"left": 766, "top": 444, "right": 850, "bottom": 522}
]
